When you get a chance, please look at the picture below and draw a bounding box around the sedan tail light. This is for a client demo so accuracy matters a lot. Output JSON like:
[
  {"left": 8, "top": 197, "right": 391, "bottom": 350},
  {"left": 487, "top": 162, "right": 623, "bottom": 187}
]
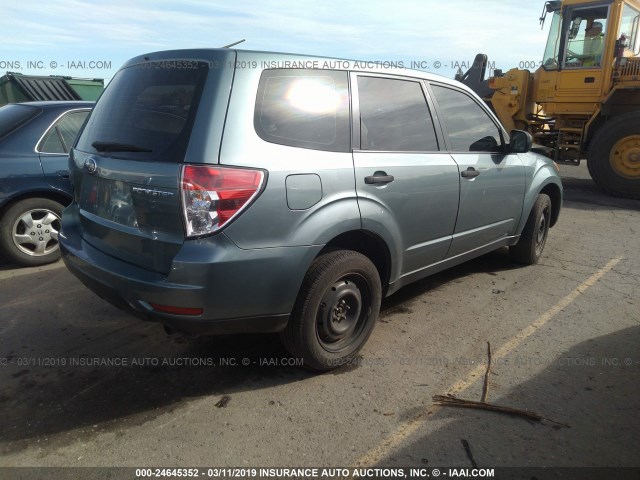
[{"left": 181, "top": 165, "right": 265, "bottom": 237}]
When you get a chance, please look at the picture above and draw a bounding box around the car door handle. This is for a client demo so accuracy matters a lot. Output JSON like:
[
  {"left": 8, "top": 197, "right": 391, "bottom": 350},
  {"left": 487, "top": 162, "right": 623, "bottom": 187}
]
[
  {"left": 364, "top": 174, "right": 395, "bottom": 185},
  {"left": 461, "top": 167, "right": 480, "bottom": 179}
]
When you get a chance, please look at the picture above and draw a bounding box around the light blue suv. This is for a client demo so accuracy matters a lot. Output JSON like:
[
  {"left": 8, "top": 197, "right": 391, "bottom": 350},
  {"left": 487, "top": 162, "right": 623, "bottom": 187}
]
[{"left": 60, "top": 49, "right": 562, "bottom": 370}]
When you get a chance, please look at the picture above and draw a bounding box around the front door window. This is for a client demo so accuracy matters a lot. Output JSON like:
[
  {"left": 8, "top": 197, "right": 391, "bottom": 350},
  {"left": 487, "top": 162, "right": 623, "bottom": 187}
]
[{"left": 563, "top": 5, "right": 610, "bottom": 68}]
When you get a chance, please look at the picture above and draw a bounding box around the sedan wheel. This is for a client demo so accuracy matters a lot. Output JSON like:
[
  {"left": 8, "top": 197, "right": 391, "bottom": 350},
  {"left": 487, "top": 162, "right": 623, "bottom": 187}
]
[
  {"left": 12, "top": 209, "right": 61, "bottom": 257},
  {"left": 0, "top": 198, "right": 65, "bottom": 267}
]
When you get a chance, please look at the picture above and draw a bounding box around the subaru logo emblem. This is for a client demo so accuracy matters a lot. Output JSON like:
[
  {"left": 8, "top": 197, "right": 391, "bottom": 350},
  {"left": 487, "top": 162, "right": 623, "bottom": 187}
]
[{"left": 84, "top": 157, "right": 98, "bottom": 174}]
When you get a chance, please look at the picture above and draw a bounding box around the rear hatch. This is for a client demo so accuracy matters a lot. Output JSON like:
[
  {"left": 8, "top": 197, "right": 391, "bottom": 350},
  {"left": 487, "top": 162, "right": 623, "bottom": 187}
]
[{"left": 70, "top": 50, "right": 235, "bottom": 274}]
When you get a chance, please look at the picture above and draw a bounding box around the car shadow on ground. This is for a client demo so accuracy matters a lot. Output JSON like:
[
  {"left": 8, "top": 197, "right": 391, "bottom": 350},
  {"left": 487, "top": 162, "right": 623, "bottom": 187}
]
[
  {"left": 381, "top": 326, "right": 640, "bottom": 472},
  {"left": 0, "top": 247, "right": 526, "bottom": 454},
  {"left": 0, "top": 330, "right": 318, "bottom": 453},
  {"left": 562, "top": 177, "right": 640, "bottom": 212},
  {"left": 0, "top": 265, "right": 316, "bottom": 454}
]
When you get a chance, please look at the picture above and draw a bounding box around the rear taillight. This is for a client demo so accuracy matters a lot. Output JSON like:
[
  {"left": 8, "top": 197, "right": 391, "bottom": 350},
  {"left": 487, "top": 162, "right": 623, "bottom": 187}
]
[{"left": 180, "top": 165, "right": 264, "bottom": 237}]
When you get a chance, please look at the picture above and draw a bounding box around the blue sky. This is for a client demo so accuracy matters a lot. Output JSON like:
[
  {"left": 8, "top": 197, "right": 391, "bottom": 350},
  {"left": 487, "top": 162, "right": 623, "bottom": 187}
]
[{"left": 1, "top": 0, "right": 552, "bottom": 83}]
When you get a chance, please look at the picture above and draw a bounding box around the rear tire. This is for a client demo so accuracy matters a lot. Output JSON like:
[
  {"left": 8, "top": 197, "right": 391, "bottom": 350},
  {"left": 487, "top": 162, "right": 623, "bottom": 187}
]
[
  {"left": 509, "top": 194, "right": 551, "bottom": 265},
  {"left": 588, "top": 112, "right": 640, "bottom": 199},
  {"left": 0, "top": 198, "right": 64, "bottom": 267},
  {"left": 280, "top": 250, "right": 382, "bottom": 371}
]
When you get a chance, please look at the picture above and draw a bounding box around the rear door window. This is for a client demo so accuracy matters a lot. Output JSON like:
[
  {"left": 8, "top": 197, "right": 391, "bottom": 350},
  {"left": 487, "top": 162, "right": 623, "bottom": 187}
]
[
  {"left": 38, "top": 110, "right": 90, "bottom": 154},
  {"left": 76, "top": 62, "right": 209, "bottom": 161},
  {"left": 357, "top": 76, "right": 438, "bottom": 152},
  {"left": 254, "top": 69, "right": 350, "bottom": 152},
  {"left": 430, "top": 85, "right": 503, "bottom": 152}
]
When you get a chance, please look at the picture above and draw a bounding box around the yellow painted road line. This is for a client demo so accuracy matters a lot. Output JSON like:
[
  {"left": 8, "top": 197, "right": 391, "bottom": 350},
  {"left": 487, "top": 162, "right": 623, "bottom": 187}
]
[{"left": 353, "top": 256, "right": 623, "bottom": 468}]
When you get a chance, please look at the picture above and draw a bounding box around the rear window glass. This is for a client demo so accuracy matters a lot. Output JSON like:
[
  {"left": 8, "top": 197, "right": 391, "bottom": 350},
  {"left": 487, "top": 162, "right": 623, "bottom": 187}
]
[
  {"left": 254, "top": 69, "right": 350, "bottom": 152},
  {"left": 0, "top": 104, "right": 41, "bottom": 139},
  {"left": 38, "top": 110, "right": 90, "bottom": 154},
  {"left": 76, "top": 61, "right": 209, "bottom": 161},
  {"left": 357, "top": 76, "right": 438, "bottom": 152}
]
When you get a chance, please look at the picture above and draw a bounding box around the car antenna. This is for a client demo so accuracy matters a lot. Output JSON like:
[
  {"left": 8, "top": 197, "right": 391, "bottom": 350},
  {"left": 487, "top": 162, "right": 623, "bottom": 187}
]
[{"left": 222, "top": 39, "right": 246, "bottom": 48}]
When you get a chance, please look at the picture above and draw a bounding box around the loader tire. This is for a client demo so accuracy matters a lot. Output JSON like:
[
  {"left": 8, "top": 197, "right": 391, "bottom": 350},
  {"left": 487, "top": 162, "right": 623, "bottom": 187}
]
[{"left": 588, "top": 112, "right": 640, "bottom": 199}]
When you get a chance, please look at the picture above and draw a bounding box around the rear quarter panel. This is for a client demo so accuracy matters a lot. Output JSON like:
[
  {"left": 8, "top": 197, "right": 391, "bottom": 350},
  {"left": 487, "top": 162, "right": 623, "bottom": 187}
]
[
  {"left": 0, "top": 108, "right": 73, "bottom": 209},
  {"left": 217, "top": 52, "right": 362, "bottom": 250}
]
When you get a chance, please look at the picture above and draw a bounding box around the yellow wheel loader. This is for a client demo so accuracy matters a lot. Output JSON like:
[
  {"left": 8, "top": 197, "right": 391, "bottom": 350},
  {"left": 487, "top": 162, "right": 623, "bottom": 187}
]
[{"left": 457, "top": 0, "right": 640, "bottom": 199}]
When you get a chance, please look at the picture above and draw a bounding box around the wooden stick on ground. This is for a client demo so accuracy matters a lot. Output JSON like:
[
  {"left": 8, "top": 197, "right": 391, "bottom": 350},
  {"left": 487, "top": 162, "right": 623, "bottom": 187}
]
[
  {"left": 480, "top": 341, "right": 492, "bottom": 403},
  {"left": 432, "top": 395, "right": 570, "bottom": 428}
]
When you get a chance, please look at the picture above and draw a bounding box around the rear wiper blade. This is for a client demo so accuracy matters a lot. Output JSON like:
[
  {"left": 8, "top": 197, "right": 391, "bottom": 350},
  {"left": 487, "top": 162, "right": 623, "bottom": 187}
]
[{"left": 92, "top": 141, "right": 152, "bottom": 153}]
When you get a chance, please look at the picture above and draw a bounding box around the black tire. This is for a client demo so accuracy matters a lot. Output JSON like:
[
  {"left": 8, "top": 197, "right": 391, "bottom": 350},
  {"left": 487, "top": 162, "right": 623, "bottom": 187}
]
[
  {"left": 509, "top": 194, "right": 552, "bottom": 265},
  {"left": 587, "top": 112, "right": 640, "bottom": 199},
  {"left": 280, "top": 250, "right": 382, "bottom": 371},
  {"left": 0, "top": 198, "right": 64, "bottom": 267}
]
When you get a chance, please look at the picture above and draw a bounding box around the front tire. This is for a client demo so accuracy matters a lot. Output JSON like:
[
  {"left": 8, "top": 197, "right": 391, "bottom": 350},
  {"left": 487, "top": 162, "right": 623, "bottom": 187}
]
[
  {"left": 0, "top": 198, "right": 64, "bottom": 267},
  {"left": 588, "top": 112, "right": 640, "bottom": 199},
  {"left": 280, "top": 250, "right": 382, "bottom": 371},
  {"left": 509, "top": 194, "right": 551, "bottom": 265}
]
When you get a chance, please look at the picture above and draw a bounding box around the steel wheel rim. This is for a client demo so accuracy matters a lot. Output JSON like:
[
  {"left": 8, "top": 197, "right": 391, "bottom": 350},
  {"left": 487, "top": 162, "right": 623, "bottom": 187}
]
[
  {"left": 11, "top": 208, "right": 61, "bottom": 257},
  {"left": 610, "top": 135, "right": 640, "bottom": 179},
  {"left": 316, "top": 273, "right": 370, "bottom": 353}
]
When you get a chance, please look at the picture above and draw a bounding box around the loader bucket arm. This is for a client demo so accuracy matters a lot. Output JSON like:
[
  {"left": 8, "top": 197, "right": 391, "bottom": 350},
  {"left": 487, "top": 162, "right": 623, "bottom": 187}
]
[{"left": 455, "top": 53, "right": 495, "bottom": 99}]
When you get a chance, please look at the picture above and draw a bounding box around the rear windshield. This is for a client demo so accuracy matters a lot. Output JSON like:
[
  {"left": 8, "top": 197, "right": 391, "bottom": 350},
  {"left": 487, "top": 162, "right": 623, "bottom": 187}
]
[
  {"left": 0, "top": 104, "right": 41, "bottom": 139},
  {"left": 76, "top": 61, "right": 209, "bottom": 161}
]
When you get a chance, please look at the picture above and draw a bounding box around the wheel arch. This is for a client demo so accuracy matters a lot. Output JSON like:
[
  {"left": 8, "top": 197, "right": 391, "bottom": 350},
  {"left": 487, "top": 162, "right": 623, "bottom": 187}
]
[
  {"left": 598, "top": 88, "right": 640, "bottom": 120},
  {"left": 584, "top": 88, "right": 640, "bottom": 150},
  {"left": 319, "top": 230, "right": 393, "bottom": 296},
  {"left": 517, "top": 168, "right": 563, "bottom": 234},
  {"left": 0, "top": 189, "right": 71, "bottom": 219}
]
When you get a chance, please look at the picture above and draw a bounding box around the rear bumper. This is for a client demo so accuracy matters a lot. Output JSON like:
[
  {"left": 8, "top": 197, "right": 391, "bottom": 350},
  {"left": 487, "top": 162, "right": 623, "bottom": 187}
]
[{"left": 60, "top": 212, "right": 322, "bottom": 335}]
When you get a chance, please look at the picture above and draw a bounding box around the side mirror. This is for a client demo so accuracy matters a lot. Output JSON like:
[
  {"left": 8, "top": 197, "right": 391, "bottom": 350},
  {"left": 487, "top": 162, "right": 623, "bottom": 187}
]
[{"left": 510, "top": 130, "right": 533, "bottom": 153}]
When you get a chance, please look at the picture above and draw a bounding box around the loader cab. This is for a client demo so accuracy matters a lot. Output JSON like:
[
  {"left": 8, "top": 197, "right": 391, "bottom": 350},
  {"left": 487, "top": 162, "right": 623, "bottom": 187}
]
[
  {"left": 542, "top": 1, "right": 640, "bottom": 71},
  {"left": 537, "top": 0, "right": 640, "bottom": 106},
  {"left": 563, "top": 8, "right": 610, "bottom": 68},
  {"left": 542, "top": 2, "right": 610, "bottom": 71}
]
